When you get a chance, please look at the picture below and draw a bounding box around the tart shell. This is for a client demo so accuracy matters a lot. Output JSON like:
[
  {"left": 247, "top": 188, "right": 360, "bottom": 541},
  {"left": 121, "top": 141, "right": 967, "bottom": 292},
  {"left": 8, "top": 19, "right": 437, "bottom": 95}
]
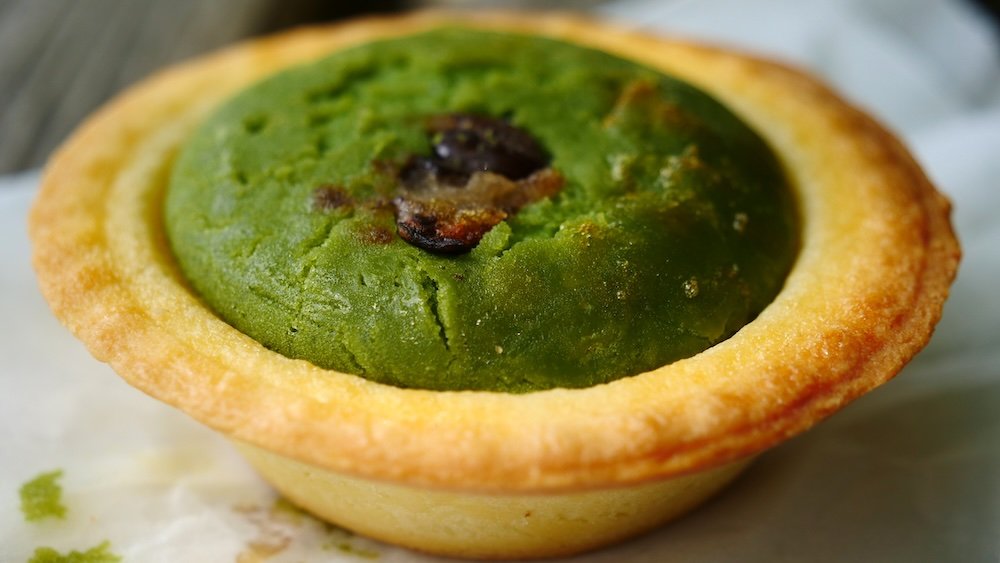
[{"left": 30, "top": 10, "right": 959, "bottom": 555}]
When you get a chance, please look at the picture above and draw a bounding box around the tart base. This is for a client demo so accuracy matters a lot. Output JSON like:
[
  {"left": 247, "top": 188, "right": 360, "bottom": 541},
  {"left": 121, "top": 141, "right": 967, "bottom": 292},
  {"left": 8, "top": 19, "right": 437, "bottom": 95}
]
[{"left": 234, "top": 441, "right": 751, "bottom": 559}]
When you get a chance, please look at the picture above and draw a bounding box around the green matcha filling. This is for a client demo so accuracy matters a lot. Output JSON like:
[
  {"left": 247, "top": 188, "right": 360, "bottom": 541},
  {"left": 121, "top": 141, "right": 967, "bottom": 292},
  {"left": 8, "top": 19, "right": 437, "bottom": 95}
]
[{"left": 166, "top": 29, "right": 798, "bottom": 392}]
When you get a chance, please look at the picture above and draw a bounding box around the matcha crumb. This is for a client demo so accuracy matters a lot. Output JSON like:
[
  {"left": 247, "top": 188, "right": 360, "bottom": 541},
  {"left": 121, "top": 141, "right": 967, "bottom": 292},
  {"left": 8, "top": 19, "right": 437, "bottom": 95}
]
[
  {"left": 271, "top": 496, "right": 308, "bottom": 524},
  {"left": 319, "top": 521, "right": 380, "bottom": 559},
  {"left": 20, "top": 470, "right": 67, "bottom": 522},
  {"left": 329, "top": 541, "right": 379, "bottom": 559},
  {"left": 322, "top": 521, "right": 354, "bottom": 536},
  {"left": 272, "top": 496, "right": 305, "bottom": 515},
  {"left": 338, "top": 542, "right": 379, "bottom": 559},
  {"left": 28, "top": 541, "right": 121, "bottom": 563}
]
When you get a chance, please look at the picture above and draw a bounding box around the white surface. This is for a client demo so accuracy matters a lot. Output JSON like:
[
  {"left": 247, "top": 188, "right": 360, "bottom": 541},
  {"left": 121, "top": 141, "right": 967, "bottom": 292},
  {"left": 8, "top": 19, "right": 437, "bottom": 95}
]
[{"left": 2, "top": 1, "right": 999, "bottom": 561}]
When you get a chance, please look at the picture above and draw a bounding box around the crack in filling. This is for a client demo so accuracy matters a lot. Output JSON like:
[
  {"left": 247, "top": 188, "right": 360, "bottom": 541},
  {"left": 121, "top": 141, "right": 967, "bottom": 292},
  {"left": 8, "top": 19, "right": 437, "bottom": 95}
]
[{"left": 394, "top": 114, "right": 563, "bottom": 254}]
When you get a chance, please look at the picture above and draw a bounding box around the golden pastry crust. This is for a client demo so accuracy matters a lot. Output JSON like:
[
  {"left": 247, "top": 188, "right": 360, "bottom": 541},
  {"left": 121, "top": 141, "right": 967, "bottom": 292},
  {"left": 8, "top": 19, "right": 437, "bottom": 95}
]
[{"left": 30, "top": 11, "right": 959, "bottom": 495}]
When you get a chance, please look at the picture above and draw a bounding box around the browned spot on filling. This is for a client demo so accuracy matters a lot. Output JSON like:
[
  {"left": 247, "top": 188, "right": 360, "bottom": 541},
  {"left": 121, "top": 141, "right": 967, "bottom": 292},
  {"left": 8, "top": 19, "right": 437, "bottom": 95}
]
[
  {"left": 313, "top": 185, "right": 353, "bottom": 211},
  {"left": 395, "top": 168, "right": 563, "bottom": 254},
  {"left": 394, "top": 114, "right": 562, "bottom": 254},
  {"left": 356, "top": 224, "right": 394, "bottom": 245},
  {"left": 603, "top": 79, "right": 701, "bottom": 131}
]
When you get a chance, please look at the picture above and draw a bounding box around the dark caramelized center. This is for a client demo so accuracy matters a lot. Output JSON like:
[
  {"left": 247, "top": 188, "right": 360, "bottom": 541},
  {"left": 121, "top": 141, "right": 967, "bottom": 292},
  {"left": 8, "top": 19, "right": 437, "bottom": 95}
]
[{"left": 394, "top": 114, "right": 562, "bottom": 254}]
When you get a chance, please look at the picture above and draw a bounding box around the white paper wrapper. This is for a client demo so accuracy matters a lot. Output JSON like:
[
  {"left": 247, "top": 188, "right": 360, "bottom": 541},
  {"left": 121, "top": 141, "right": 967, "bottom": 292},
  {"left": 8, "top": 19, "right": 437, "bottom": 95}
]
[{"left": 3, "top": 1, "right": 998, "bottom": 561}]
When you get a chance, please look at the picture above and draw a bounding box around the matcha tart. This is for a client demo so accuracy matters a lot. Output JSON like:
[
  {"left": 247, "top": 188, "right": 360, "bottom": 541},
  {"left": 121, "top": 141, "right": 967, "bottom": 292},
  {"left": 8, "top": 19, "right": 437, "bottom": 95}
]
[{"left": 30, "top": 11, "right": 959, "bottom": 559}]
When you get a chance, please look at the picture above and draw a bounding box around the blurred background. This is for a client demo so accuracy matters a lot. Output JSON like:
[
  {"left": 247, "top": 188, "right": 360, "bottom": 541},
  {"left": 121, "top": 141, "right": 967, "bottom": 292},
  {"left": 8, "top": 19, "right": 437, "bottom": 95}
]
[{"left": 0, "top": 0, "right": 997, "bottom": 175}]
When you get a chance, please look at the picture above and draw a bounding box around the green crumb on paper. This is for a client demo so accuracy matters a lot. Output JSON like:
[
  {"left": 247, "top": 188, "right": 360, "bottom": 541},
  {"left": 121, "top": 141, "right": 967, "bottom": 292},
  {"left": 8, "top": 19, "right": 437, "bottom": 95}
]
[
  {"left": 28, "top": 540, "right": 121, "bottom": 563},
  {"left": 319, "top": 522, "right": 379, "bottom": 559},
  {"left": 321, "top": 520, "right": 354, "bottom": 536},
  {"left": 331, "top": 542, "right": 379, "bottom": 559},
  {"left": 19, "top": 470, "right": 67, "bottom": 522},
  {"left": 338, "top": 542, "right": 379, "bottom": 559},
  {"left": 271, "top": 496, "right": 307, "bottom": 522}
]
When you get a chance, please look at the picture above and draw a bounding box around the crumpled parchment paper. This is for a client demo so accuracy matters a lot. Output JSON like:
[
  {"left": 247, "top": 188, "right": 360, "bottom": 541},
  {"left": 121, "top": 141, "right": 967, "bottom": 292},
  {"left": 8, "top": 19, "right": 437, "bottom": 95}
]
[{"left": 2, "top": 0, "right": 998, "bottom": 561}]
